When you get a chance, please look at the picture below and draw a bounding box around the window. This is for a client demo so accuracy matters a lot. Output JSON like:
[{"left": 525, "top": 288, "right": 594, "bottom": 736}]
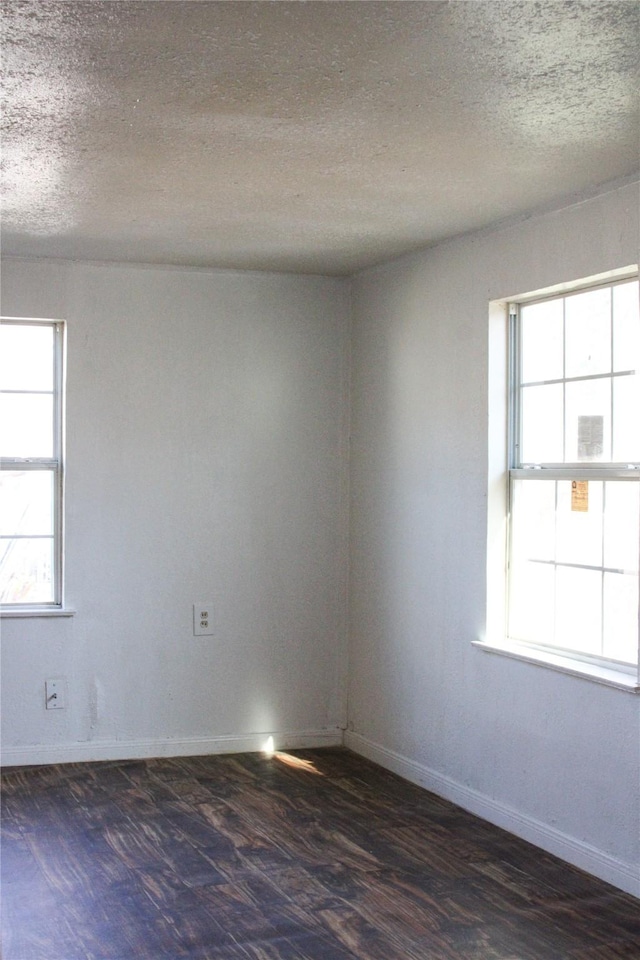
[
  {"left": 0, "top": 319, "right": 65, "bottom": 608},
  {"left": 507, "top": 277, "right": 639, "bottom": 671}
]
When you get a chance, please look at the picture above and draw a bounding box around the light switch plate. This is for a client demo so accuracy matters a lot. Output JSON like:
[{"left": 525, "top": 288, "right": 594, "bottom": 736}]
[{"left": 45, "top": 677, "right": 66, "bottom": 709}]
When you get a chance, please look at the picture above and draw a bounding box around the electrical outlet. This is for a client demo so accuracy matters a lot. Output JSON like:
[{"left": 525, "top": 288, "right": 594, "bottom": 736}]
[
  {"left": 193, "top": 602, "right": 214, "bottom": 636},
  {"left": 45, "top": 678, "right": 65, "bottom": 710}
]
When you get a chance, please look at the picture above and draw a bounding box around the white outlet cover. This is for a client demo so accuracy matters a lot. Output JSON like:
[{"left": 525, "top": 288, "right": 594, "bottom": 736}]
[{"left": 193, "top": 602, "right": 214, "bottom": 636}]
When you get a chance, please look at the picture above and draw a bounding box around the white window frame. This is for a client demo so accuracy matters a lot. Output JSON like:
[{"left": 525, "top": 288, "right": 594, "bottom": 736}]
[
  {"left": 0, "top": 317, "right": 67, "bottom": 612},
  {"left": 476, "top": 268, "right": 640, "bottom": 693}
]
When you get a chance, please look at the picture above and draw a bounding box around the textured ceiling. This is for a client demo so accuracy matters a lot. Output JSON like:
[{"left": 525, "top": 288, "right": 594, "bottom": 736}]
[{"left": 2, "top": 1, "right": 639, "bottom": 276}]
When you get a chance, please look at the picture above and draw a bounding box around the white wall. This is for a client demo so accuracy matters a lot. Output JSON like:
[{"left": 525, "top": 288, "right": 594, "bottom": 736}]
[
  {"left": 346, "top": 180, "right": 640, "bottom": 896},
  {"left": 1, "top": 259, "right": 351, "bottom": 762},
  {"left": 2, "top": 183, "right": 638, "bottom": 899}
]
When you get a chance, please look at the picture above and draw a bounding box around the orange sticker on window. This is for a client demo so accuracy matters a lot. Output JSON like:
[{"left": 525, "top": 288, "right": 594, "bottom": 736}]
[{"left": 571, "top": 480, "right": 589, "bottom": 512}]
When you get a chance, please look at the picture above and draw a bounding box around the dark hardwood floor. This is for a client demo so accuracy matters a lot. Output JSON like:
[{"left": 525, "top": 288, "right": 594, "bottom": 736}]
[{"left": 1, "top": 747, "right": 638, "bottom": 959}]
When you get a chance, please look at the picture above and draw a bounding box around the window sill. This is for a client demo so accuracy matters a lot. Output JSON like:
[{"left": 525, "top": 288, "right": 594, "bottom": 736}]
[
  {"left": 472, "top": 639, "right": 639, "bottom": 693},
  {"left": 0, "top": 607, "right": 76, "bottom": 619}
]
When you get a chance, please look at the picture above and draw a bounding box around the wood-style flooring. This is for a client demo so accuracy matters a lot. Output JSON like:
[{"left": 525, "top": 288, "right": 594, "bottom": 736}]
[{"left": 1, "top": 747, "right": 638, "bottom": 959}]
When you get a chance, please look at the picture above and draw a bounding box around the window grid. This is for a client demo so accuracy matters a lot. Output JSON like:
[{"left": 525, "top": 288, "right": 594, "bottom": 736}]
[
  {"left": 0, "top": 319, "right": 65, "bottom": 608},
  {"left": 507, "top": 277, "right": 639, "bottom": 669}
]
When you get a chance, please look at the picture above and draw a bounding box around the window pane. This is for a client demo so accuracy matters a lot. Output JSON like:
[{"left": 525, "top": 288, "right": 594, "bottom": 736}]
[
  {"left": 521, "top": 383, "right": 563, "bottom": 463},
  {"left": 613, "top": 280, "right": 639, "bottom": 374},
  {"left": 603, "top": 572, "right": 639, "bottom": 665},
  {"left": 508, "top": 559, "right": 555, "bottom": 645},
  {"left": 604, "top": 482, "right": 640, "bottom": 572},
  {"left": 0, "top": 323, "right": 54, "bottom": 392},
  {"left": 565, "top": 287, "right": 611, "bottom": 379},
  {"left": 520, "top": 299, "right": 563, "bottom": 383},
  {"left": 0, "top": 471, "right": 54, "bottom": 536},
  {"left": 0, "top": 393, "right": 54, "bottom": 457},
  {"left": 554, "top": 566, "right": 602, "bottom": 656},
  {"left": 556, "top": 480, "right": 603, "bottom": 567},
  {"left": 612, "top": 374, "right": 640, "bottom": 462},
  {"left": 511, "top": 479, "right": 555, "bottom": 561},
  {"left": 0, "top": 537, "right": 54, "bottom": 603},
  {"left": 564, "top": 377, "right": 610, "bottom": 462}
]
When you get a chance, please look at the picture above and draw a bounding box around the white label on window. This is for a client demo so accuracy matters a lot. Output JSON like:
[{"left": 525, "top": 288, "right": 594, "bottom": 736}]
[{"left": 578, "top": 415, "right": 603, "bottom": 461}]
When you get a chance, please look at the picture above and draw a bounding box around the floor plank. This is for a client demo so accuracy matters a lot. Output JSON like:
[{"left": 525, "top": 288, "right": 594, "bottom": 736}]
[{"left": 2, "top": 748, "right": 638, "bottom": 959}]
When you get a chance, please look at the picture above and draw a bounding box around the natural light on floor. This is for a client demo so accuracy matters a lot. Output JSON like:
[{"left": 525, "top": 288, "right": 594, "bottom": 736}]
[{"left": 261, "top": 736, "right": 324, "bottom": 774}]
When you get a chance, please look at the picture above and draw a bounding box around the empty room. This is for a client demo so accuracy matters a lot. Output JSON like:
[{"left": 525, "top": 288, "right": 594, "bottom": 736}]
[{"left": 1, "top": 2, "right": 639, "bottom": 958}]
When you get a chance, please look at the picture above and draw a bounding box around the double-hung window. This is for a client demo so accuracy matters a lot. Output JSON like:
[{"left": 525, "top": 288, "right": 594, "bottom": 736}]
[
  {"left": 507, "top": 277, "right": 639, "bottom": 672},
  {"left": 0, "top": 319, "right": 65, "bottom": 608}
]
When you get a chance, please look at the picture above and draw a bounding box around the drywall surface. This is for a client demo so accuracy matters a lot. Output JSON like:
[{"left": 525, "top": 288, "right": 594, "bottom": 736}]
[
  {"left": 347, "top": 180, "right": 640, "bottom": 894},
  {"left": 1, "top": 259, "right": 350, "bottom": 762}
]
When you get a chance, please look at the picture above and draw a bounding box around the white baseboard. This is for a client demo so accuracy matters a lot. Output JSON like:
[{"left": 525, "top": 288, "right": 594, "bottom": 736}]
[
  {"left": 344, "top": 730, "right": 639, "bottom": 899},
  {"left": 1, "top": 728, "right": 343, "bottom": 769}
]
